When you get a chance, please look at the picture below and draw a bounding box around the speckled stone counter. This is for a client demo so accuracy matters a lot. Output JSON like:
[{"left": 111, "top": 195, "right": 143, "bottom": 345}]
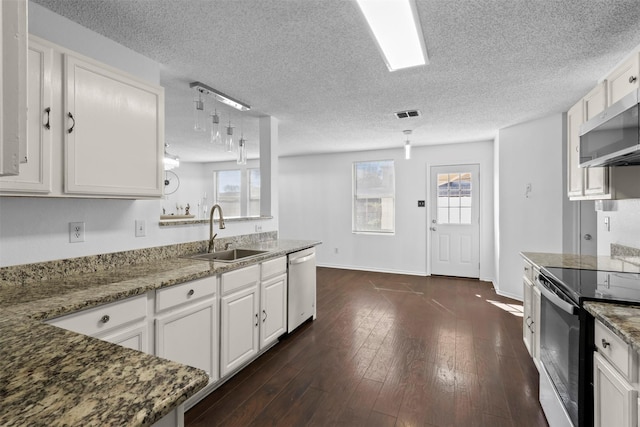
[
  {"left": 0, "top": 238, "right": 320, "bottom": 426},
  {"left": 584, "top": 302, "right": 640, "bottom": 353},
  {"left": 521, "top": 252, "right": 640, "bottom": 273}
]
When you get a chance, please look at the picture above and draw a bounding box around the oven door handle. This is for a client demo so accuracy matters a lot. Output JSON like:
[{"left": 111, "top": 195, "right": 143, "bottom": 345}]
[{"left": 536, "top": 280, "right": 578, "bottom": 315}]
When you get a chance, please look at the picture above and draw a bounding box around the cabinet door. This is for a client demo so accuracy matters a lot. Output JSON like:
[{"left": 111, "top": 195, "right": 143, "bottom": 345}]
[
  {"left": 64, "top": 54, "right": 164, "bottom": 197},
  {"left": 101, "top": 322, "right": 149, "bottom": 353},
  {"left": 260, "top": 273, "right": 287, "bottom": 350},
  {"left": 522, "top": 277, "right": 534, "bottom": 357},
  {"left": 0, "top": 0, "right": 27, "bottom": 176},
  {"left": 582, "top": 84, "right": 610, "bottom": 197},
  {"left": 0, "top": 37, "right": 53, "bottom": 192},
  {"left": 607, "top": 53, "right": 640, "bottom": 105},
  {"left": 155, "top": 298, "right": 218, "bottom": 382},
  {"left": 532, "top": 284, "right": 541, "bottom": 367},
  {"left": 567, "top": 101, "right": 584, "bottom": 198},
  {"left": 220, "top": 285, "right": 259, "bottom": 377},
  {"left": 593, "top": 352, "right": 637, "bottom": 427}
]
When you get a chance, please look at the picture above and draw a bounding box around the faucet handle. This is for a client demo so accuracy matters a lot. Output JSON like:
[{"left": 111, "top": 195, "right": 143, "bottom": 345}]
[{"left": 225, "top": 243, "right": 233, "bottom": 250}]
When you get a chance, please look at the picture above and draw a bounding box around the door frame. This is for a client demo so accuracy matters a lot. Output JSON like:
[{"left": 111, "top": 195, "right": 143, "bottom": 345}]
[{"left": 426, "top": 163, "right": 481, "bottom": 277}]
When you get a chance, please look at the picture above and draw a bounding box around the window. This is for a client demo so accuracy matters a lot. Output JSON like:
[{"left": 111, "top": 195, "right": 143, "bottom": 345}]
[
  {"left": 437, "top": 172, "right": 472, "bottom": 224},
  {"left": 213, "top": 168, "right": 260, "bottom": 218},
  {"left": 353, "top": 160, "right": 395, "bottom": 233},
  {"left": 215, "top": 170, "right": 241, "bottom": 217},
  {"left": 248, "top": 168, "right": 261, "bottom": 217}
]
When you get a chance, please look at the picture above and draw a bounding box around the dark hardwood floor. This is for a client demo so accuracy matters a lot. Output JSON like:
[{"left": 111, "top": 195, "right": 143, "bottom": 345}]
[{"left": 185, "top": 268, "right": 549, "bottom": 427}]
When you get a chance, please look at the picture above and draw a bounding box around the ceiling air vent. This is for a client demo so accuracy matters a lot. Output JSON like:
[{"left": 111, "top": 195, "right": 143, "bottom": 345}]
[{"left": 395, "top": 110, "right": 421, "bottom": 119}]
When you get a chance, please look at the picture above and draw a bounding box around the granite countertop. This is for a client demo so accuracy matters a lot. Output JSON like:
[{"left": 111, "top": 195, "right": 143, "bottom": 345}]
[
  {"left": 520, "top": 252, "right": 640, "bottom": 273},
  {"left": 0, "top": 239, "right": 320, "bottom": 426},
  {"left": 584, "top": 302, "right": 640, "bottom": 353}
]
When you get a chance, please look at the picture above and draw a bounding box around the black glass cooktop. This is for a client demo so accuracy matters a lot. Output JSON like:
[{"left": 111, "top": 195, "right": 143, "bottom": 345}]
[{"left": 540, "top": 267, "right": 640, "bottom": 305}]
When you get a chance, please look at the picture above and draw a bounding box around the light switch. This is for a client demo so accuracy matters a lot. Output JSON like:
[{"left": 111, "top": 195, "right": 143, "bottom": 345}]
[{"left": 135, "top": 220, "right": 146, "bottom": 237}]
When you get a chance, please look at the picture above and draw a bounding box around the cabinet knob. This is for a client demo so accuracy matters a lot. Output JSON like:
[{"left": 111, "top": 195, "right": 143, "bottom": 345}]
[
  {"left": 187, "top": 289, "right": 195, "bottom": 297},
  {"left": 601, "top": 338, "right": 610, "bottom": 349},
  {"left": 630, "top": 76, "right": 637, "bottom": 84},
  {"left": 100, "top": 315, "right": 110, "bottom": 324}
]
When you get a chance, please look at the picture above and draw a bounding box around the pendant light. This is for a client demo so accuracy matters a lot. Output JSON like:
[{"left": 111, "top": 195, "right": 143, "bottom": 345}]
[
  {"left": 403, "top": 129, "right": 412, "bottom": 160},
  {"left": 210, "top": 98, "right": 222, "bottom": 145},
  {"left": 225, "top": 116, "right": 235, "bottom": 152},
  {"left": 237, "top": 115, "right": 247, "bottom": 165},
  {"left": 193, "top": 89, "right": 206, "bottom": 132}
]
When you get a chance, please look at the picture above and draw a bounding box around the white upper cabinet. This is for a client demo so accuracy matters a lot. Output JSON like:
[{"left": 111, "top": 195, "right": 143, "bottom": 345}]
[
  {"left": 582, "top": 84, "right": 609, "bottom": 197},
  {"left": 0, "top": 35, "right": 164, "bottom": 199},
  {"left": 64, "top": 54, "right": 164, "bottom": 197},
  {"left": 0, "top": 0, "right": 28, "bottom": 176},
  {"left": 606, "top": 52, "right": 640, "bottom": 105},
  {"left": 0, "top": 37, "right": 53, "bottom": 192}
]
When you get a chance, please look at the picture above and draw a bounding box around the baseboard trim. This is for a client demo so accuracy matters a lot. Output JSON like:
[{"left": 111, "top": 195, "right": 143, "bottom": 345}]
[
  {"left": 316, "top": 262, "right": 426, "bottom": 277},
  {"left": 494, "top": 287, "right": 522, "bottom": 302}
]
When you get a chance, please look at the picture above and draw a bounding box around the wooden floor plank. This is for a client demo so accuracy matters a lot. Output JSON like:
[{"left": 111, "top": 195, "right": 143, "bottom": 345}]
[{"left": 185, "top": 267, "right": 548, "bottom": 427}]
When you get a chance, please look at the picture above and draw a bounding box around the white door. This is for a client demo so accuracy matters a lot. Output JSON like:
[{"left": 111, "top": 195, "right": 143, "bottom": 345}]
[{"left": 429, "top": 164, "right": 480, "bottom": 278}]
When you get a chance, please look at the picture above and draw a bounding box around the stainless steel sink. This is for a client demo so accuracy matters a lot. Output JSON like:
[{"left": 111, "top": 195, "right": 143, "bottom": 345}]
[{"left": 186, "top": 249, "right": 268, "bottom": 263}]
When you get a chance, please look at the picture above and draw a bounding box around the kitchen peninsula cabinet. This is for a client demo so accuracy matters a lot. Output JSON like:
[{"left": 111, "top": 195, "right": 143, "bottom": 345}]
[
  {"left": 0, "top": 35, "right": 164, "bottom": 199},
  {"left": 47, "top": 294, "right": 149, "bottom": 352},
  {"left": 260, "top": 256, "right": 287, "bottom": 350},
  {"left": 154, "top": 276, "right": 218, "bottom": 383},
  {"left": 0, "top": 37, "right": 53, "bottom": 193},
  {"left": 220, "top": 265, "right": 260, "bottom": 377}
]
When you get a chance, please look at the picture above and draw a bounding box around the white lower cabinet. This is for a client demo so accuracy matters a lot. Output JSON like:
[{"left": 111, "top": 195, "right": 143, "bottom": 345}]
[
  {"left": 522, "top": 260, "right": 540, "bottom": 368},
  {"left": 594, "top": 352, "right": 637, "bottom": 427},
  {"left": 46, "top": 294, "right": 148, "bottom": 352},
  {"left": 220, "top": 265, "right": 260, "bottom": 377},
  {"left": 260, "top": 257, "right": 287, "bottom": 350}
]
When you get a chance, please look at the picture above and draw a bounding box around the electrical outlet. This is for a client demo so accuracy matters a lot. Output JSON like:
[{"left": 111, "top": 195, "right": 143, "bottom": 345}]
[
  {"left": 135, "top": 220, "right": 146, "bottom": 237},
  {"left": 69, "top": 222, "right": 85, "bottom": 243},
  {"left": 255, "top": 225, "right": 262, "bottom": 232},
  {"left": 418, "top": 200, "right": 425, "bottom": 207}
]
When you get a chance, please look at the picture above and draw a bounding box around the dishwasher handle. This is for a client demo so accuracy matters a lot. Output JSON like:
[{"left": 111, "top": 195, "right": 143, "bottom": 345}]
[{"left": 289, "top": 253, "right": 315, "bottom": 265}]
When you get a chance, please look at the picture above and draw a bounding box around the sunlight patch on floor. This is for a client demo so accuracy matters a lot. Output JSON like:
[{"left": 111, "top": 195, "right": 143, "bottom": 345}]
[{"left": 486, "top": 299, "right": 524, "bottom": 317}]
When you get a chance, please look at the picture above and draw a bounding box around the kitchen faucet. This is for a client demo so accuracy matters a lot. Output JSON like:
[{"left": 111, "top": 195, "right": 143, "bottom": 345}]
[{"left": 208, "top": 204, "right": 226, "bottom": 253}]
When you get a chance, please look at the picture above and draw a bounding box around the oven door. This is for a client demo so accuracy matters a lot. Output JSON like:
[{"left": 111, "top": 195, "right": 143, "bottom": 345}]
[{"left": 537, "top": 275, "right": 580, "bottom": 427}]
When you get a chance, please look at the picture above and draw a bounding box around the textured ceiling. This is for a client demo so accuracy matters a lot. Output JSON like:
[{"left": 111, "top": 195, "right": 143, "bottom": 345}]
[{"left": 33, "top": 0, "right": 640, "bottom": 161}]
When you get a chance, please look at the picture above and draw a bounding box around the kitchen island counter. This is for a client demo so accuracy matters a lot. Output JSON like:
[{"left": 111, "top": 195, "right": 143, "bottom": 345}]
[{"left": 0, "top": 238, "right": 320, "bottom": 426}]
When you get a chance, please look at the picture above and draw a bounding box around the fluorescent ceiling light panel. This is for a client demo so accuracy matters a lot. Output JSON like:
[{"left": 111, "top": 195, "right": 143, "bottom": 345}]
[{"left": 356, "top": 0, "right": 428, "bottom": 71}]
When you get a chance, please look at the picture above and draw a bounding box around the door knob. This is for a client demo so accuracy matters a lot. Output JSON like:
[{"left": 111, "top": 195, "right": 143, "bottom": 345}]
[
  {"left": 430, "top": 227, "right": 437, "bottom": 231},
  {"left": 584, "top": 234, "right": 592, "bottom": 241}
]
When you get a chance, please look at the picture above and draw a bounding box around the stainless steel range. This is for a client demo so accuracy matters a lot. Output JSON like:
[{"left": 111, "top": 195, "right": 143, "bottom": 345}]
[{"left": 536, "top": 267, "right": 640, "bottom": 427}]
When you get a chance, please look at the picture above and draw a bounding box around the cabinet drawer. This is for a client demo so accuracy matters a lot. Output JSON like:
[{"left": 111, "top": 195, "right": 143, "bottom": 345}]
[
  {"left": 156, "top": 276, "right": 216, "bottom": 312},
  {"left": 222, "top": 264, "right": 260, "bottom": 295},
  {"left": 261, "top": 256, "right": 286, "bottom": 280},
  {"left": 48, "top": 294, "right": 147, "bottom": 337},
  {"left": 595, "top": 319, "right": 634, "bottom": 380}
]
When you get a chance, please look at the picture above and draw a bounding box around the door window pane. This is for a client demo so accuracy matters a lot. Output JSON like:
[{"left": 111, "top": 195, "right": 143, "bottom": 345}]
[{"left": 437, "top": 172, "right": 473, "bottom": 225}]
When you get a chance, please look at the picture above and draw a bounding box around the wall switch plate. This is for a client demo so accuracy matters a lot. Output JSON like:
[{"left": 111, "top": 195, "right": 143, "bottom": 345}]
[
  {"left": 69, "top": 222, "right": 85, "bottom": 243},
  {"left": 135, "top": 220, "right": 146, "bottom": 237},
  {"left": 604, "top": 216, "right": 610, "bottom": 232},
  {"left": 418, "top": 200, "right": 425, "bottom": 207}
]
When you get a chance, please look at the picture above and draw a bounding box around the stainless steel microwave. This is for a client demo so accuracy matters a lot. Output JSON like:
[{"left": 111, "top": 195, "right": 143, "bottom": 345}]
[{"left": 579, "top": 88, "right": 640, "bottom": 167}]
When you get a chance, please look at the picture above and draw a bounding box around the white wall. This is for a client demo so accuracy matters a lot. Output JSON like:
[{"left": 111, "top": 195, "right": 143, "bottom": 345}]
[
  {"left": 279, "top": 141, "right": 495, "bottom": 280},
  {"left": 597, "top": 199, "right": 640, "bottom": 255},
  {"left": 496, "top": 113, "right": 565, "bottom": 299}
]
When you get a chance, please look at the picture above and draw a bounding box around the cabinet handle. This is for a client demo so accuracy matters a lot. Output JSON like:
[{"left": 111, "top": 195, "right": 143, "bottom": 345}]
[
  {"left": 601, "top": 338, "right": 610, "bottom": 349},
  {"left": 187, "top": 289, "right": 194, "bottom": 297},
  {"left": 44, "top": 107, "right": 51, "bottom": 130},
  {"left": 575, "top": 145, "right": 579, "bottom": 152},
  {"left": 255, "top": 313, "right": 259, "bottom": 327},
  {"left": 100, "top": 315, "right": 110, "bottom": 324},
  {"left": 262, "top": 309, "right": 267, "bottom": 322},
  {"left": 67, "top": 112, "right": 75, "bottom": 134},
  {"left": 630, "top": 76, "right": 637, "bottom": 84}
]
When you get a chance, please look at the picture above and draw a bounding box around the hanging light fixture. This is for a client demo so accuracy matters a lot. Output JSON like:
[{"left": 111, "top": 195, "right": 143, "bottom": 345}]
[
  {"left": 237, "top": 115, "right": 247, "bottom": 165},
  {"left": 189, "top": 82, "right": 251, "bottom": 112},
  {"left": 210, "top": 107, "right": 222, "bottom": 145},
  {"left": 193, "top": 89, "right": 206, "bottom": 132},
  {"left": 225, "top": 117, "right": 235, "bottom": 153},
  {"left": 163, "top": 143, "right": 180, "bottom": 170},
  {"left": 403, "top": 129, "right": 412, "bottom": 160}
]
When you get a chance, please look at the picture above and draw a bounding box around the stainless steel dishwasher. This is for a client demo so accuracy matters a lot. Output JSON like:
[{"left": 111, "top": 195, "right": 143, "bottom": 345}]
[{"left": 287, "top": 247, "right": 316, "bottom": 333}]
